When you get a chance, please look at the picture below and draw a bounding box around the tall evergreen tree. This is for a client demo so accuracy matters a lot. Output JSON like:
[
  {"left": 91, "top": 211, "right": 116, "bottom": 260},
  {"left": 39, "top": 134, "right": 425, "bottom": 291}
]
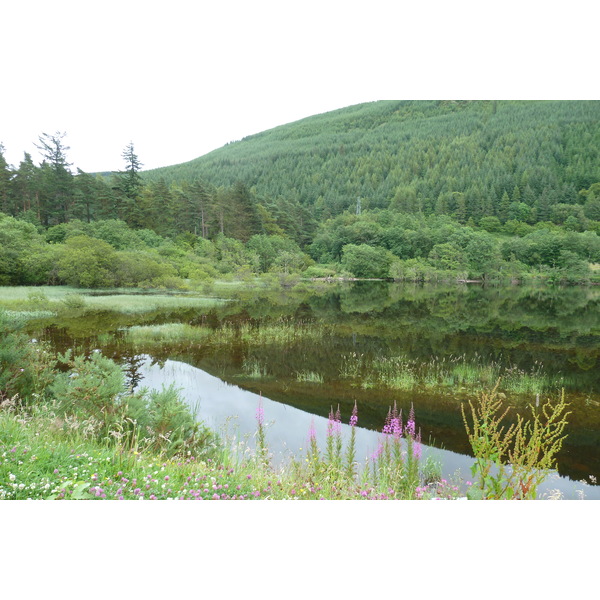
[
  {"left": 13, "top": 153, "right": 38, "bottom": 216},
  {"left": 34, "top": 132, "right": 74, "bottom": 225},
  {"left": 114, "top": 142, "right": 143, "bottom": 224},
  {"left": 0, "top": 144, "right": 13, "bottom": 215}
]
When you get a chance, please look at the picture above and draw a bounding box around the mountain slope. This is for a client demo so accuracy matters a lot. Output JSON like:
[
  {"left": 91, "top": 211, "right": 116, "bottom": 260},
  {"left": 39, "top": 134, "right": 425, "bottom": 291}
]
[{"left": 143, "top": 100, "right": 600, "bottom": 220}]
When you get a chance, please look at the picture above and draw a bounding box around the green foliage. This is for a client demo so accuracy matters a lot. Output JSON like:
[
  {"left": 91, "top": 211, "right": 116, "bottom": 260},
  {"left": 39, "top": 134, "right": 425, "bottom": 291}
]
[
  {"left": 461, "top": 385, "right": 570, "bottom": 499},
  {"left": 49, "top": 351, "right": 215, "bottom": 458},
  {"left": 1, "top": 102, "right": 600, "bottom": 287},
  {"left": 144, "top": 100, "right": 600, "bottom": 228},
  {"left": 0, "top": 311, "right": 56, "bottom": 402},
  {"left": 50, "top": 350, "right": 129, "bottom": 430},
  {"left": 56, "top": 235, "right": 117, "bottom": 287},
  {"left": 60, "top": 293, "right": 86, "bottom": 310},
  {"left": 341, "top": 243, "right": 394, "bottom": 278}
]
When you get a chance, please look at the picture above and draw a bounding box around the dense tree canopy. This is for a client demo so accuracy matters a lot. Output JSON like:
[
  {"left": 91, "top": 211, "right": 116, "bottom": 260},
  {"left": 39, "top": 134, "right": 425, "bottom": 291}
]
[{"left": 1, "top": 101, "right": 600, "bottom": 287}]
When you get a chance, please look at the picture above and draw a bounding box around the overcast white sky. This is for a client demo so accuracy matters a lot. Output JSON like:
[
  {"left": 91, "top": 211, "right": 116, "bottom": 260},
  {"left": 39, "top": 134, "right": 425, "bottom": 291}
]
[{"left": 1, "top": 1, "right": 597, "bottom": 173}]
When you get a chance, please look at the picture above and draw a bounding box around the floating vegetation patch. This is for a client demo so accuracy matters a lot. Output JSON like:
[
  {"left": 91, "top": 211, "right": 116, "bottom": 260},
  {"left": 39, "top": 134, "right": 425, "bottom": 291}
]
[
  {"left": 84, "top": 294, "right": 225, "bottom": 314},
  {"left": 217, "top": 319, "right": 330, "bottom": 346},
  {"left": 126, "top": 323, "right": 213, "bottom": 345}
]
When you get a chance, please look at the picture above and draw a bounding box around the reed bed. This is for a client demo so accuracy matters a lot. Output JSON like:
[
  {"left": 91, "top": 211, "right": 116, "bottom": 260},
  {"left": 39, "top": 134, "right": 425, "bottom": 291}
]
[
  {"left": 126, "top": 323, "right": 214, "bottom": 345},
  {"left": 340, "top": 352, "right": 560, "bottom": 397}
]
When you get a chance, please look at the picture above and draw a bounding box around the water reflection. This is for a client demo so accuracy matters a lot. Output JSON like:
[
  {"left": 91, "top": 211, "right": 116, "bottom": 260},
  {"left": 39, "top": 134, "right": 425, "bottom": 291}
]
[
  {"left": 137, "top": 356, "right": 599, "bottom": 500},
  {"left": 30, "top": 282, "right": 600, "bottom": 489}
]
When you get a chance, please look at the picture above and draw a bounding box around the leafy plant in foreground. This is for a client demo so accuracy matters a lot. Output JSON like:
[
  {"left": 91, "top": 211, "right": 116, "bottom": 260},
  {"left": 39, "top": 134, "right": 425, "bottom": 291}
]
[{"left": 461, "top": 384, "right": 570, "bottom": 499}]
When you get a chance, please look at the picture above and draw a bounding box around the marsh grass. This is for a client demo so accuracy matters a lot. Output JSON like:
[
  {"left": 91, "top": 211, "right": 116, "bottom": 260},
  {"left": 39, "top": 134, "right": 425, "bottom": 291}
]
[
  {"left": 126, "top": 323, "right": 213, "bottom": 345},
  {"left": 340, "top": 352, "right": 557, "bottom": 398},
  {"left": 296, "top": 370, "right": 324, "bottom": 384},
  {"left": 124, "top": 318, "right": 330, "bottom": 352},
  {"left": 223, "top": 319, "right": 329, "bottom": 346},
  {"left": 0, "top": 286, "right": 226, "bottom": 315},
  {"left": 241, "top": 357, "right": 269, "bottom": 379}
]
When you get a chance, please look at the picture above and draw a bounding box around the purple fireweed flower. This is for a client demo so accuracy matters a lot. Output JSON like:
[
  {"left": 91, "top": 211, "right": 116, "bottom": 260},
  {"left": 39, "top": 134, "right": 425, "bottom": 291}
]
[
  {"left": 334, "top": 405, "right": 342, "bottom": 435},
  {"left": 256, "top": 394, "right": 264, "bottom": 426},
  {"left": 350, "top": 401, "right": 358, "bottom": 427},
  {"left": 327, "top": 406, "right": 335, "bottom": 437},
  {"left": 383, "top": 407, "right": 392, "bottom": 435},
  {"left": 392, "top": 409, "right": 402, "bottom": 439},
  {"left": 414, "top": 429, "right": 422, "bottom": 459},
  {"left": 308, "top": 419, "right": 317, "bottom": 444},
  {"left": 370, "top": 439, "right": 384, "bottom": 461},
  {"left": 406, "top": 404, "right": 416, "bottom": 437}
]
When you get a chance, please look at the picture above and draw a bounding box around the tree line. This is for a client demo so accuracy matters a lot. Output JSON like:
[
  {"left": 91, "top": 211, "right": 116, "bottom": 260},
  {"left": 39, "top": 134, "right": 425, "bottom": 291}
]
[{"left": 2, "top": 101, "right": 600, "bottom": 288}]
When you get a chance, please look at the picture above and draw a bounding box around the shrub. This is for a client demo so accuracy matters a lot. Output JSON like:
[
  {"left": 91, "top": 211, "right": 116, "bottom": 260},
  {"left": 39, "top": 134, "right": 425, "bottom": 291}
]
[
  {"left": 0, "top": 311, "right": 56, "bottom": 404},
  {"left": 461, "top": 384, "right": 570, "bottom": 499},
  {"left": 341, "top": 244, "right": 394, "bottom": 278}
]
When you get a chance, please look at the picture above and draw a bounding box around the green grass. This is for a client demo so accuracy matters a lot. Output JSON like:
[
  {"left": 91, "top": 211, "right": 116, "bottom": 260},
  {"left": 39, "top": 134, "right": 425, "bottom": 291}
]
[
  {"left": 241, "top": 357, "right": 269, "bottom": 379},
  {"left": 0, "top": 286, "right": 227, "bottom": 314},
  {"left": 126, "top": 323, "right": 214, "bottom": 345},
  {"left": 340, "top": 352, "right": 556, "bottom": 398},
  {"left": 0, "top": 400, "right": 458, "bottom": 500},
  {"left": 296, "top": 370, "right": 324, "bottom": 384}
]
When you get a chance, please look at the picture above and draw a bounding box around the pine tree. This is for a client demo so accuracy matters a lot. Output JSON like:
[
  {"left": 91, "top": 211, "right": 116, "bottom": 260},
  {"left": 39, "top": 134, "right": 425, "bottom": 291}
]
[
  {"left": 0, "top": 144, "right": 13, "bottom": 215},
  {"left": 34, "top": 132, "right": 74, "bottom": 225},
  {"left": 13, "top": 153, "right": 38, "bottom": 215},
  {"left": 114, "top": 142, "right": 143, "bottom": 224}
]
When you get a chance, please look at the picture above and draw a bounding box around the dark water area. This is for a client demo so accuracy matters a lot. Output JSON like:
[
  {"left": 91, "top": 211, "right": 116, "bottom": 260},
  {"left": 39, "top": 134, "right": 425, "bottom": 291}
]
[{"left": 28, "top": 282, "right": 600, "bottom": 492}]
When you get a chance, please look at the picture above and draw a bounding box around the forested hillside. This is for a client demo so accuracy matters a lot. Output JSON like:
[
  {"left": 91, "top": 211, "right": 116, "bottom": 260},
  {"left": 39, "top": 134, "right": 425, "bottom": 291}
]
[
  {"left": 1, "top": 100, "right": 600, "bottom": 287},
  {"left": 144, "top": 100, "right": 600, "bottom": 224}
]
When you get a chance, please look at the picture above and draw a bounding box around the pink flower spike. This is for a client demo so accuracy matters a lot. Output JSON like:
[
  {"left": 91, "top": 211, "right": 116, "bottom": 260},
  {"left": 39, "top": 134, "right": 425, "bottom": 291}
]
[{"left": 256, "top": 394, "right": 264, "bottom": 426}]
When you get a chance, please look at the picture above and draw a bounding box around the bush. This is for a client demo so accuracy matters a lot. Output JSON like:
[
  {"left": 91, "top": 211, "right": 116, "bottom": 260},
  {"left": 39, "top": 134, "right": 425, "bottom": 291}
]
[
  {"left": 50, "top": 351, "right": 129, "bottom": 432},
  {"left": 56, "top": 235, "right": 117, "bottom": 288},
  {"left": 341, "top": 244, "right": 394, "bottom": 278},
  {"left": 0, "top": 311, "right": 56, "bottom": 403}
]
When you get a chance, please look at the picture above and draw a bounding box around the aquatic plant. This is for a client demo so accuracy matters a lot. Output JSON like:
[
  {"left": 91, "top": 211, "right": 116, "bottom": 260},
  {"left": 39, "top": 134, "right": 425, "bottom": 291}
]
[
  {"left": 296, "top": 370, "right": 324, "bottom": 384},
  {"left": 242, "top": 357, "right": 268, "bottom": 379},
  {"left": 339, "top": 350, "right": 559, "bottom": 399}
]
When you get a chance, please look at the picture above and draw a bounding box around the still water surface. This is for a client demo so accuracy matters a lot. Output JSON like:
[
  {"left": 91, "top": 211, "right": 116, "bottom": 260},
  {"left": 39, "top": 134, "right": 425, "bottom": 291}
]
[{"left": 33, "top": 282, "right": 600, "bottom": 497}]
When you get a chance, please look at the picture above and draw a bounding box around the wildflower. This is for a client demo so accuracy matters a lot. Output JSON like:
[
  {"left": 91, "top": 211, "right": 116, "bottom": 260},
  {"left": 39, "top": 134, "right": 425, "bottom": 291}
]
[
  {"left": 392, "top": 406, "right": 402, "bottom": 439},
  {"left": 9, "top": 473, "right": 16, "bottom": 481},
  {"left": 350, "top": 401, "right": 358, "bottom": 427},
  {"left": 327, "top": 407, "right": 335, "bottom": 438},
  {"left": 414, "top": 429, "right": 422, "bottom": 459},
  {"left": 383, "top": 407, "right": 393, "bottom": 435},
  {"left": 406, "top": 403, "right": 416, "bottom": 437},
  {"left": 256, "top": 395, "right": 264, "bottom": 426}
]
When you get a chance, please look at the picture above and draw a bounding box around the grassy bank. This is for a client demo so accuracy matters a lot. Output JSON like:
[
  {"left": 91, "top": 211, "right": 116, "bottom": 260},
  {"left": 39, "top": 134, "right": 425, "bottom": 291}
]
[
  {"left": 0, "top": 285, "right": 228, "bottom": 316},
  {"left": 0, "top": 398, "right": 462, "bottom": 500}
]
